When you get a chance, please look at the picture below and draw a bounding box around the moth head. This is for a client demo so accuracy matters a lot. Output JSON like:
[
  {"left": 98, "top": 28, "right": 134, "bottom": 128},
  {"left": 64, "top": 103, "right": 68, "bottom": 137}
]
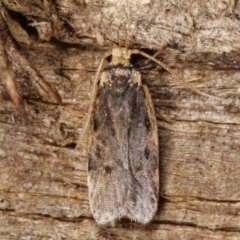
[{"left": 111, "top": 47, "right": 132, "bottom": 66}]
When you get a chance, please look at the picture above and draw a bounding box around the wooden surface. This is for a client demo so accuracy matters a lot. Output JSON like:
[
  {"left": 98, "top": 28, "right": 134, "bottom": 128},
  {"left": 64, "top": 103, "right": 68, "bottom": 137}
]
[{"left": 1, "top": 0, "right": 240, "bottom": 239}]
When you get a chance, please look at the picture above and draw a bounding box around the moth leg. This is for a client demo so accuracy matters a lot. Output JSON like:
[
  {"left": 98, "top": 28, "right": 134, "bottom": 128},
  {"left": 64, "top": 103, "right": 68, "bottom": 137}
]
[{"left": 131, "top": 49, "right": 221, "bottom": 100}]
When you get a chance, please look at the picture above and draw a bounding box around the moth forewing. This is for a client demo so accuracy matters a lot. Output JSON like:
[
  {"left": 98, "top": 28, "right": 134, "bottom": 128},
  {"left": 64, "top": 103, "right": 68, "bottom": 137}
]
[
  {"left": 87, "top": 47, "right": 159, "bottom": 225},
  {"left": 125, "top": 83, "right": 159, "bottom": 224}
]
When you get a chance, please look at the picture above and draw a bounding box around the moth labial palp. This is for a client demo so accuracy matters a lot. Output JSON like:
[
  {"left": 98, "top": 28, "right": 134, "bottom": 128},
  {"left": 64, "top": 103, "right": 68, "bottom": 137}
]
[{"left": 86, "top": 47, "right": 174, "bottom": 225}]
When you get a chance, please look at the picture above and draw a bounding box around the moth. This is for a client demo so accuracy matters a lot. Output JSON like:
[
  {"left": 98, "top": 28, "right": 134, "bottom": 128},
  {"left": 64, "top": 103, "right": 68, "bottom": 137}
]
[{"left": 87, "top": 47, "right": 176, "bottom": 225}]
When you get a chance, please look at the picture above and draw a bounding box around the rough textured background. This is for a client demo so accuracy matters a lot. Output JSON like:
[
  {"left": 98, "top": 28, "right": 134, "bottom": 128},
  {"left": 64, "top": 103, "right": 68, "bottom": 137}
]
[{"left": 1, "top": 0, "right": 240, "bottom": 239}]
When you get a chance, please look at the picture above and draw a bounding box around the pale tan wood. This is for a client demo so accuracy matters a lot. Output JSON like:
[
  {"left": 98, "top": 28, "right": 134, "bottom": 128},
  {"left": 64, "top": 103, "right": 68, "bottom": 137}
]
[{"left": 1, "top": 0, "right": 240, "bottom": 239}]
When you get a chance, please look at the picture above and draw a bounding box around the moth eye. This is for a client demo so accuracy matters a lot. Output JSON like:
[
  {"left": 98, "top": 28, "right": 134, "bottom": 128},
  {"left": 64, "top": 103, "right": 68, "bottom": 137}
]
[
  {"left": 145, "top": 115, "right": 151, "bottom": 130},
  {"left": 104, "top": 165, "right": 112, "bottom": 174}
]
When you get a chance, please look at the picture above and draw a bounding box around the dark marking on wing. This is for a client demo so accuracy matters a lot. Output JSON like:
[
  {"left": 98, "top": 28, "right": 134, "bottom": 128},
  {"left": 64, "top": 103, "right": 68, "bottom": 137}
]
[
  {"left": 144, "top": 147, "right": 150, "bottom": 159},
  {"left": 93, "top": 118, "right": 99, "bottom": 132},
  {"left": 104, "top": 166, "right": 112, "bottom": 174},
  {"left": 145, "top": 115, "right": 151, "bottom": 130}
]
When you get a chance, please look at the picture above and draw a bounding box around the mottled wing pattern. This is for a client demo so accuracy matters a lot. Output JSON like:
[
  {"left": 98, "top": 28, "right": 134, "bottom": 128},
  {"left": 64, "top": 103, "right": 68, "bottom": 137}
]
[
  {"left": 88, "top": 65, "right": 159, "bottom": 225},
  {"left": 127, "top": 84, "right": 159, "bottom": 223}
]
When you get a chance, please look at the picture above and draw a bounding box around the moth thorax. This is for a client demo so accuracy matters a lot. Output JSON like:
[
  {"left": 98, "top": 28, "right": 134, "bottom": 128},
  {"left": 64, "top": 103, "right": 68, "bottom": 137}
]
[{"left": 111, "top": 48, "right": 132, "bottom": 66}]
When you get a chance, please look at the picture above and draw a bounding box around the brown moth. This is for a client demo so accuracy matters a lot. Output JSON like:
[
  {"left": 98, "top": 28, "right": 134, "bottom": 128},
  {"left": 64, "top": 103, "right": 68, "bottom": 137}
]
[{"left": 87, "top": 47, "right": 163, "bottom": 225}]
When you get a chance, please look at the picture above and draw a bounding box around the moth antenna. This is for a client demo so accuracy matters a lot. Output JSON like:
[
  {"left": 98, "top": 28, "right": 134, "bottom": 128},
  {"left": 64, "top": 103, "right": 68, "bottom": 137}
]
[
  {"left": 81, "top": 50, "right": 112, "bottom": 139},
  {"left": 178, "top": 84, "right": 222, "bottom": 100},
  {"left": 131, "top": 49, "right": 221, "bottom": 100},
  {"left": 131, "top": 49, "right": 176, "bottom": 76}
]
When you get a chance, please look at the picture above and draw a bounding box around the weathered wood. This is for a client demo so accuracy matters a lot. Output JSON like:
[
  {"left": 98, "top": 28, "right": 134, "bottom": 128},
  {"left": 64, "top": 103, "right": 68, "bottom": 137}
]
[{"left": 1, "top": 0, "right": 240, "bottom": 239}]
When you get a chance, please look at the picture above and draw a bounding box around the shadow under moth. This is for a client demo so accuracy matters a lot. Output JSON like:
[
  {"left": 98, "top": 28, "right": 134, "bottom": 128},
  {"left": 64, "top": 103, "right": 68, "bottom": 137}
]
[{"left": 86, "top": 47, "right": 177, "bottom": 225}]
